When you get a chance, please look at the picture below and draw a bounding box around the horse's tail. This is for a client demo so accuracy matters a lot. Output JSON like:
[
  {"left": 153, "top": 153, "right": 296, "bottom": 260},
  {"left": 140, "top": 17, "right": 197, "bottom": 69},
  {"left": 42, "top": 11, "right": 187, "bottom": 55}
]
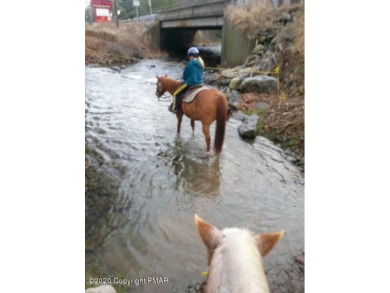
[{"left": 214, "top": 94, "right": 227, "bottom": 154}]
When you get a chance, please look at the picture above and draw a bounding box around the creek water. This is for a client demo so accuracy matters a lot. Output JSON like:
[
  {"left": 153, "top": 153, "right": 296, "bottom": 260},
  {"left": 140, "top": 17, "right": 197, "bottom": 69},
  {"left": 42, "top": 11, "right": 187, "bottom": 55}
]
[{"left": 85, "top": 59, "right": 304, "bottom": 293}]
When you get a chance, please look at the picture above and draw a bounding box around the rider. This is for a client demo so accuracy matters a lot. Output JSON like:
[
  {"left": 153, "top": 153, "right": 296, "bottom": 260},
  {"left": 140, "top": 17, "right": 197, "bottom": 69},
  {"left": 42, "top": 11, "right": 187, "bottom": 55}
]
[{"left": 168, "top": 47, "right": 205, "bottom": 114}]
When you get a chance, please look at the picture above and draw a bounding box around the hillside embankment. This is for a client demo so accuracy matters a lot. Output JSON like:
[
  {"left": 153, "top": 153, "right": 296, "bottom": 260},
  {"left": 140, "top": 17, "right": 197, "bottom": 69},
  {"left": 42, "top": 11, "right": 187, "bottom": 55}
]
[
  {"left": 85, "top": 4, "right": 304, "bottom": 169},
  {"left": 219, "top": 3, "right": 304, "bottom": 169},
  {"left": 85, "top": 22, "right": 164, "bottom": 65}
]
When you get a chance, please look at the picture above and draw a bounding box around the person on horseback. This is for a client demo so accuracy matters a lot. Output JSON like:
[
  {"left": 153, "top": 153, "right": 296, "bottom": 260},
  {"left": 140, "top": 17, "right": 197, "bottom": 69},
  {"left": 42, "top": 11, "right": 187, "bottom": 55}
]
[{"left": 168, "top": 47, "right": 205, "bottom": 114}]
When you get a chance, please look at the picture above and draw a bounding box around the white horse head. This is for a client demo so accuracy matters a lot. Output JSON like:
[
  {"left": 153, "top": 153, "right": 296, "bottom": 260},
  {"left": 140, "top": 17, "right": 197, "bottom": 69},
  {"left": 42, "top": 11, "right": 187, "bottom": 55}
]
[{"left": 195, "top": 214, "right": 284, "bottom": 293}]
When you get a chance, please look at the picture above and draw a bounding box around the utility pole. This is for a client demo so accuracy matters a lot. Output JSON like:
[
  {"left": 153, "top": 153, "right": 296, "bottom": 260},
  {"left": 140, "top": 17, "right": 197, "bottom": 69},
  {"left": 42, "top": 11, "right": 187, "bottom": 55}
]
[
  {"left": 113, "top": 0, "right": 119, "bottom": 27},
  {"left": 133, "top": 0, "right": 140, "bottom": 21},
  {"left": 148, "top": 0, "right": 152, "bottom": 17}
]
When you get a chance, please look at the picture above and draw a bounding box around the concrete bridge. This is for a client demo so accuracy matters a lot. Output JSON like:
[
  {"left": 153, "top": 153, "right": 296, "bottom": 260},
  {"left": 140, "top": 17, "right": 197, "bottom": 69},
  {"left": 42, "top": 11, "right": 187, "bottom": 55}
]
[{"left": 143, "top": 0, "right": 256, "bottom": 66}]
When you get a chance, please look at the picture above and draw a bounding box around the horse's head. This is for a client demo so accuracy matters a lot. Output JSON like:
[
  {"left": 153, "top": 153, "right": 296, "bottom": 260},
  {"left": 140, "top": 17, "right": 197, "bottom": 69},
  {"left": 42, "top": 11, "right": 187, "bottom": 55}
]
[
  {"left": 155, "top": 74, "right": 167, "bottom": 98},
  {"left": 194, "top": 214, "right": 284, "bottom": 292},
  {"left": 195, "top": 214, "right": 284, "bottom": 262}
]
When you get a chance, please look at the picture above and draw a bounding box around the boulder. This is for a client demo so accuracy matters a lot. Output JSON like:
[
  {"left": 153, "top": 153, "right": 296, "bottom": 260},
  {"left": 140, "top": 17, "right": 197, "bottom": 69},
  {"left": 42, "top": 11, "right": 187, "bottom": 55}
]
[
  {"left": 253, "top": 51, "right": 277, "bottom": 72},
  {"left": 204, "top": 72, "right": 221, "bottom": 85},
  {"left": 238, "top": 114, "right": 259, "bottom": 139},
  {"left": 244, "top": 55, "right": 260, "bottom": 67},
  {"left": 239, "top": 76, "right": 277, "bottom": 93},
  {"left": 232, "top": 111, "right": 247, "bottom": 121},
  {"left": 220, "top": 78, "right": 233, "bottom": 86},
  {"left": 252, "top": 44, "right": 265, "bottom": 55},
  {"left": 229, "top": 77, "right": 242, "bottom": 90},
  {"left": 221, "top": 68, "right": 238, "bottom": 79},
  {"left": 228, "top": 90, "right": 242, "bottom": 103},
  {"left": 111, "top": 66, "right": 121, "bottom": 73},
  {"left": 257, "top": 29, "right": 276, "bottom": 44},
  {"left": 227, "top": 90, "right": 242, "bottom": 110},
  {"left": 279, "top": 12, "right": 293, "bottom": 24},
  {"left": 222, "top": 87, "right": 231, "bottom": 99},
  {"left": 236, "top": 68, "right": 252, "bottom": 80}
]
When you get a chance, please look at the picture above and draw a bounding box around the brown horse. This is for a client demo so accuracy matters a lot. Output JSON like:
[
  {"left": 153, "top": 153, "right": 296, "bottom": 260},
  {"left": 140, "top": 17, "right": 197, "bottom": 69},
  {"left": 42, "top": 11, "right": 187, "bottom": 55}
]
[{"left": 155, "top": 75, "right": 228, "bottom": 154}]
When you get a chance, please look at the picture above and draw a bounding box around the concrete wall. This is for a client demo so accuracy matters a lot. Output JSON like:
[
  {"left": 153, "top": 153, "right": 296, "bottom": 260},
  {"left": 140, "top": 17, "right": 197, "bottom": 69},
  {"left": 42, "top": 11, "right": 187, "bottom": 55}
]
[
  {"left": 142, "top": 21, "right": 160, "bottom": 50},
  {"left": 221, "top": 18, "right": 256, "bottom": 66},
  {"left": 144, "top": 0, "right": 257, "bottom": 66}
]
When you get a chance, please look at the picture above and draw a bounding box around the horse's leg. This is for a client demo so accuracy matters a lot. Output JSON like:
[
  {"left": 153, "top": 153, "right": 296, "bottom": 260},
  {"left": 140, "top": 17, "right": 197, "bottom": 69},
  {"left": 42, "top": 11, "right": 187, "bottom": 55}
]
[
  {"left": 176, "top": 111, "right": 183, "bottom": 134},
  {"left": 201, "top": 123, "right": 211, "bottom": 154},
  {"left": 191, "top": 119, "right": 195, "bottom": 135}
]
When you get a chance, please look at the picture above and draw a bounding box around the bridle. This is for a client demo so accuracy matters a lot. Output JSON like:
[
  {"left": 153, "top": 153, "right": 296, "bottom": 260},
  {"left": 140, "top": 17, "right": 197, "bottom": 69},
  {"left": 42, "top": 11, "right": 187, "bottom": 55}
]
[{"left": 155, "top": 78, "right": 165, "bottom": 98}]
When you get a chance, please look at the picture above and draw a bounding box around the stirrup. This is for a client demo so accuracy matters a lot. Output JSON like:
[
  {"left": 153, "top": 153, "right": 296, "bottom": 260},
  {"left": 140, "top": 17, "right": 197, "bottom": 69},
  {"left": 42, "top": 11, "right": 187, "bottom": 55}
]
[{"left": 168, "top": 104, "right": 177, "bottom": 114}]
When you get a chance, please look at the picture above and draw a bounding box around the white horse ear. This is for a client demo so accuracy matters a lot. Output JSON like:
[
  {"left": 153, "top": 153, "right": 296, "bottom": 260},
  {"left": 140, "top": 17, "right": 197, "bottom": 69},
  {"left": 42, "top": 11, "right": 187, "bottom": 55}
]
[
  {"left": 254, "top": 230, "right": 284, "bottom": 257},
  {"left": 194, "top": 214, "right": 223, "bottom": 251}
]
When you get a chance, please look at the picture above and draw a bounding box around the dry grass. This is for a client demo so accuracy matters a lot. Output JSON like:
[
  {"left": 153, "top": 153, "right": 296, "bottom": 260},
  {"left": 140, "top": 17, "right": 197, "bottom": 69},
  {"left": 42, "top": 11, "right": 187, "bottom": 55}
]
[
  {"left": 225, "top": 0, "right": 274, "bottom": 37},
  {"left": 85, "top": 22, "right": 163, "bottom": 65},
  {"left": 239, "top": 93, "right": 276, "bottom": 112}
]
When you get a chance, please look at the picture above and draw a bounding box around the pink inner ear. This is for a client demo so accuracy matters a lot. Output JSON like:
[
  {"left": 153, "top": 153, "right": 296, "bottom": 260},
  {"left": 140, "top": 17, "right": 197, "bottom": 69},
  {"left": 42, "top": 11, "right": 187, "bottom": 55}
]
[
  {"left": 255, "top": 231, "right": 284, "bottom": 257},
  {"left": 195, "top": 215, "right": 222, "bottom": 251}
]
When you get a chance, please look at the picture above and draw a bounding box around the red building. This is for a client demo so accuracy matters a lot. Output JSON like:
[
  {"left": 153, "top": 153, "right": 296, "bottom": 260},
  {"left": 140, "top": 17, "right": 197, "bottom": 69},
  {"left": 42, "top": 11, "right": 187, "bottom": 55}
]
[{"left": 91, "top": 0, "right": 112, "bottom": 22}]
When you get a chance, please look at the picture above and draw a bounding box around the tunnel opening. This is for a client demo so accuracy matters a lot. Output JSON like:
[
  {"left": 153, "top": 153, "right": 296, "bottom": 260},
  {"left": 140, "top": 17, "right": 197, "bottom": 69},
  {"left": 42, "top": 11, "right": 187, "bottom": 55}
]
[{"left": 161, "top": 28, "right": 222, "bottom": 67}]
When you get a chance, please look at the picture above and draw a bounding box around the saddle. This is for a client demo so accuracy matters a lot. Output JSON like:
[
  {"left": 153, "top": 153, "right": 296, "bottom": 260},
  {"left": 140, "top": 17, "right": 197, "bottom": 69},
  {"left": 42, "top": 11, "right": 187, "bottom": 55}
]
[{"left": 182, "top": 85, "right": 208, "bottom": 103}]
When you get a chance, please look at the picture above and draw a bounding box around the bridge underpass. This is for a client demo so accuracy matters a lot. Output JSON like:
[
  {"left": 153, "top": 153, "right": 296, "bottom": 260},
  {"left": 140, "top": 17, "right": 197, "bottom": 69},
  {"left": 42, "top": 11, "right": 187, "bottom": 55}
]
[{"left": 143, "top": 0, "right": 255, "bottom": 66}]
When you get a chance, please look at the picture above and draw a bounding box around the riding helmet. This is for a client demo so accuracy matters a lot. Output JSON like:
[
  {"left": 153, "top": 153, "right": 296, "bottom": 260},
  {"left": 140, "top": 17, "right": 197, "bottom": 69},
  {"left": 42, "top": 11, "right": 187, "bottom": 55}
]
[{"left": 187, "top": 47, "right": 199, "bottom": 56}]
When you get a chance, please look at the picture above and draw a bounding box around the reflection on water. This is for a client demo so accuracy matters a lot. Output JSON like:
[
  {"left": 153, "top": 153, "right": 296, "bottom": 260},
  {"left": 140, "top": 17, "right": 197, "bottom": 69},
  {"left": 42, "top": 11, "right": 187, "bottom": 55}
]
[{"left": 85, "top": 60, "right": 304, "bottom": 293}]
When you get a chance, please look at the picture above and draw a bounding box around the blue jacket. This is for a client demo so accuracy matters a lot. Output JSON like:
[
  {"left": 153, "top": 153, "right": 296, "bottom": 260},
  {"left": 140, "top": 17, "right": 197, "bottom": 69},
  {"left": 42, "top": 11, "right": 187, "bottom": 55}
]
[{"left": 182, "top": 59, "right": 203, "bottom": 87}]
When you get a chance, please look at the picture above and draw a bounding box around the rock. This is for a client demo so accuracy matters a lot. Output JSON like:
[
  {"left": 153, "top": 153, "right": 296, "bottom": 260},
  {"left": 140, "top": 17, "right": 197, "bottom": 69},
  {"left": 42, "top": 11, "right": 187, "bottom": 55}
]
[
  {"left": 204, "top": 72, "right": 220, "bottom": 85},
  {"left": 252, "top": 44, "right": 265, "bottom": 55},
  {"left": 295, "top": 253, "right": 305, "bottom": 265},
  {"left": 232, "top": 111, "right": 247, "bottom": 121},
  {"left": 221, "top": 68, "right": 238, "bottom": 79},
  {"left": 229, "top": 77, "right": 242, "bottom": 90},
  {"left": 257, "top": 29, "right": 276, "bottom": 44},
  {"left": 227, "top": 90, "right": 242, "bottom": 103},
  {"left": 229, "top": 103, "right": 238, "bottom": 111},
  {"left": 279, "top": 12, "right": 293, "bottom": 24},
  {"left": 283, "top": 33, "right": 295, "bottom": 43},
  {"left": 253, "top": 51, "right": 277, "bottom": 72},
  {"left": 237, "top": 68, "right": 252, "bottom": 78},
  {"left": 258, "top": 35, "right": 267, "bottom": 44},
  {"left": 244, "top": 55, "right": 260, "bottom": 67},
  {"left": 255, "top": 101, "right": 270, "bottom": 111},
  {"left": 227, "top": 90, "right": 242, "bottom": 111},
  {"left": 238, "top": 114, "right": 259, "bottom": 139},
  {"left": 239, "top": 76, "right": 277, "bottom": 94},
  {"left": 222, "top": 86, "right": 231, "bottom": 97},
  {"left": 220, "top": 78, "right": 232, "bottom": 86},
  {"left": 111, "top": 66, "right": 121, "bottom": 73}
]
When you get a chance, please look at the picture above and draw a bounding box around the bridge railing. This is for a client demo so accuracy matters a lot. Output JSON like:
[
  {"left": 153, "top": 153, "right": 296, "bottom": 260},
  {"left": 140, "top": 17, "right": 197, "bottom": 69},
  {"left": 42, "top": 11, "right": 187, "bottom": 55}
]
[
  {"left": 157, "top": 0, "right": 232, "bottom": 21},
  {"left": 155, "top": 0, "right": 233, "bottom": 13}
]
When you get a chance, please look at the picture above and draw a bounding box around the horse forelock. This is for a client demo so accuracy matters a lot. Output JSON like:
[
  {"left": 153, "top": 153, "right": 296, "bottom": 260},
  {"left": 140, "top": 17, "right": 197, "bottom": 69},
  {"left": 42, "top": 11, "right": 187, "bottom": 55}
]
[{"left": 207, "top": 228, "right": 270, "bottom": 293}]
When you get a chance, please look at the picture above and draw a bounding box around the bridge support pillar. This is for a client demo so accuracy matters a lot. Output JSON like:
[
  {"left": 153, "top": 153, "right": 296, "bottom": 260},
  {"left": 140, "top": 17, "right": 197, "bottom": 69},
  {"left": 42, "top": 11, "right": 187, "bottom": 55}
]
[
  {"left": 142, "top": 22, "right": 161, "bottom": 50},
  {"left": 221, "top": 18, "right": 256, "bottom": 67}
]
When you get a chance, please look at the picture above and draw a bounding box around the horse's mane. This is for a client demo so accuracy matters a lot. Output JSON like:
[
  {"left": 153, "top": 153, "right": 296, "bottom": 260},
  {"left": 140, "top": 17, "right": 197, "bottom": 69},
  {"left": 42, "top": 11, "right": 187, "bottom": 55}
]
[{"left": 162, "top": 75, "right": 179, "bottom": 83}]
